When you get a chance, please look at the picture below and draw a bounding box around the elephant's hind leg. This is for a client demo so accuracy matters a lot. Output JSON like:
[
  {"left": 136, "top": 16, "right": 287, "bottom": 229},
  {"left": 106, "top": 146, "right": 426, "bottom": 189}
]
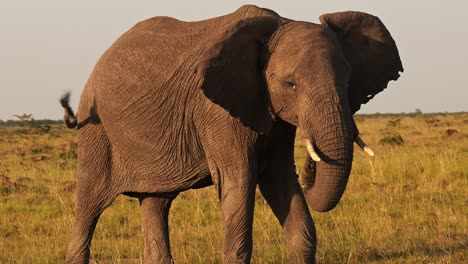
[
  {"left": 139, "top": 194, "right": 177, "bottom": 264},
  {"left": 66, "top": 192, "right": 116, "bottom": 264},
  {"left": 66, "top": 123, "right": 117, "bottom": 264}
]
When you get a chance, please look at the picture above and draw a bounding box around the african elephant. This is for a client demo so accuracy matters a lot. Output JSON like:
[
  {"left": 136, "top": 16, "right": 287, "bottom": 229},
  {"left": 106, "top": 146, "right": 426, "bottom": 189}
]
[{"left": 60, "top": 5, "right": 403, "bottom": 264}]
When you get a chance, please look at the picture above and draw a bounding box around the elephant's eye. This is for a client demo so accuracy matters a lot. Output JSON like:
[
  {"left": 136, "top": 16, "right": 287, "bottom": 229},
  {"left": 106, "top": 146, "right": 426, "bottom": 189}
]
[{"left": 285, "top": 81, "right": 296, "bottom": 89}]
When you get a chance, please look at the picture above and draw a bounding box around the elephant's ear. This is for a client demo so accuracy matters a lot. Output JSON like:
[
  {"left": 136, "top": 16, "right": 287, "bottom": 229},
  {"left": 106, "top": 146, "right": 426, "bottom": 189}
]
[
  {"left": 319, "top": 12, "right": 404, "bottom": 114},
  {"left": 197, "top": 17, "right": 279, "bottom": 133}
]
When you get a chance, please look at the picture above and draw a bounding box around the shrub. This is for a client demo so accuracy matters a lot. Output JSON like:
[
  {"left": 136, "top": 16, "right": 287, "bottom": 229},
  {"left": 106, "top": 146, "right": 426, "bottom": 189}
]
[
  {"left": 386, "top": 118, "right": 401, "bottom": 128},
  {"left": 379, "top": 133, "right": 404, "bottom": 146}
]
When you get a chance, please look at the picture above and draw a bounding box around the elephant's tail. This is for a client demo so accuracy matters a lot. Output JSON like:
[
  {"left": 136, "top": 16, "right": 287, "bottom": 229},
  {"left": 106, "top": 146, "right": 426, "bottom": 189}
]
[{"left": 60, "top": 92, "right": 77, "bottom": 129}]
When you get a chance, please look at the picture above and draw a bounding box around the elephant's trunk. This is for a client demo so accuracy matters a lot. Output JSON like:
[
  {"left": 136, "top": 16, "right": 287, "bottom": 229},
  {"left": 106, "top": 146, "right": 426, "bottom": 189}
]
[
  {"left": 300, "top": 87, "right": 355, "bottom": 212},
  {"left": 303, "top": 148, "right": 353, "bottom": 212}
]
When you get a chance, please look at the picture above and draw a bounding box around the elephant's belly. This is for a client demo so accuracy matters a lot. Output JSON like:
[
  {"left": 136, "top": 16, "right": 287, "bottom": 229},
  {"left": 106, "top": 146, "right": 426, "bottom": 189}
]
[
  {"left": 189, "top": 175, "right": 214, "bottom": 189},
  {"left": 98, "top": 92, "right": 212, "bottom": 194},
  {"left": 110, "top": 142, "right": 212, "bottom": 194}
]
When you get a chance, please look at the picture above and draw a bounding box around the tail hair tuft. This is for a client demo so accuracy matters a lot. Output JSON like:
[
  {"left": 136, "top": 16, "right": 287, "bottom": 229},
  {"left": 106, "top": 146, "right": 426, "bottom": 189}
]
[{"left": 60, "top": 92, "right": 77, "bottom": 129}]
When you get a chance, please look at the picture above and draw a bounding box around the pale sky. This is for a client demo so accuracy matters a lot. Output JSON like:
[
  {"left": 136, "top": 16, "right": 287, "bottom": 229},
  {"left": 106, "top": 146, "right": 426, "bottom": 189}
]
[{"left": 0, "top": 0, "right": 467, "bottom": 120}]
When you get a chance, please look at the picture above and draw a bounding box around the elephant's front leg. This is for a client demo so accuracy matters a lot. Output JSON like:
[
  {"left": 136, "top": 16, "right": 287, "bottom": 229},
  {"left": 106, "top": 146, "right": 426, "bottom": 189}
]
[
  {"left": 258, "top": 122, "right": 316, "bottom": 263},
  {"left": 139, "top": 195, "right": 176, "bottom": 264},
  {"left": 216, "top": 168, "right": 257, "bottom": 263},
  {"left": 201, "top": 118, "right": 261, "bottom": 263},
  {"left": 259, "top": 174, "right": 316, "bottom": 263}
]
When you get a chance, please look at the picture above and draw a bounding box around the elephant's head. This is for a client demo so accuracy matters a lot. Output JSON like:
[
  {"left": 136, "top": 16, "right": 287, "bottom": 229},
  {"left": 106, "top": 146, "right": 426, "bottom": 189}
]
[{"left": 197, "top": 9, "right": 403, "bottom": 212}]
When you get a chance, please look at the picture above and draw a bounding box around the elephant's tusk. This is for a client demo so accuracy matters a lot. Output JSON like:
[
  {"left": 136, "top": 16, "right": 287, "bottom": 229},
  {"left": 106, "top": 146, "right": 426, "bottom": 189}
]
[
  {"left": 306, "top": 139, "right": 321, "bottom": 162},
  {"left": 355, "top": 135, "right": 375, "bottom": 157}
]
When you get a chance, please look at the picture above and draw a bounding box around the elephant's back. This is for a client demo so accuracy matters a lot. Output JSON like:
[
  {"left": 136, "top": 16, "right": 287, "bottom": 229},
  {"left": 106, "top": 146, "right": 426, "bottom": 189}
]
[
  {"left": 86, "top": 12, "right": 232, "bottom": 127},
  {"left": 84, "top": 5, "right": 280, "bottom": 134},
  {"left": 128, "top": 5, "right": 278, "bottom": 35},
  {"left": 90, "top": 4, "right": 279, "bottom": 94},
  {"left": 82, "top": 5, "right": 280, "bottom": 143}
]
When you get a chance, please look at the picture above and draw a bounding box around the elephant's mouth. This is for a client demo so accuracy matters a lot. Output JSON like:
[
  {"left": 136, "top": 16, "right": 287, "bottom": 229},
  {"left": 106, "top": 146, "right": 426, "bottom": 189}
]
[
  {"left": 304, "top": 135, "right": 373, "bottom": 163},
  {"left": 301, "top": 132, "right": 375, "bottom": 212}
]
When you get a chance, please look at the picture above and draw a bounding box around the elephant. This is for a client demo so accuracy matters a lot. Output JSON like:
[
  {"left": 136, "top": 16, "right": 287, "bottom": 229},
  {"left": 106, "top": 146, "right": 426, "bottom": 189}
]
[{"left": 60, "top": 5, "right": 403, "bottom": 264}]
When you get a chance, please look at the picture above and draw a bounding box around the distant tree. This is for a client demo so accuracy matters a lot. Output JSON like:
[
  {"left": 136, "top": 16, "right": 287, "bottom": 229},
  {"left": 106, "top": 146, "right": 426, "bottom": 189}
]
[
  {"left": 14, "top": 113, "right": 33, "bottom": 130},
  {"left": 14, "top": 113, "right": 32, "bottom": 123}
]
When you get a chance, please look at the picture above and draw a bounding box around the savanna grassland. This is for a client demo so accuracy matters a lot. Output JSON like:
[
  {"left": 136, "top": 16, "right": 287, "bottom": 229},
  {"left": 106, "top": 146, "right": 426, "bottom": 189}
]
[{"left": 0, "top": 114, "right": 467, "bottom": 263}]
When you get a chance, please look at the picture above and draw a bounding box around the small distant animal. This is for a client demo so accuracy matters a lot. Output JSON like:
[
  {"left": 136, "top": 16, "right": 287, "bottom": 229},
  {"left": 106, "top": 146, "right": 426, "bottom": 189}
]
[{"left": 443, "top": 129, "right": 458, "bottom": 137}]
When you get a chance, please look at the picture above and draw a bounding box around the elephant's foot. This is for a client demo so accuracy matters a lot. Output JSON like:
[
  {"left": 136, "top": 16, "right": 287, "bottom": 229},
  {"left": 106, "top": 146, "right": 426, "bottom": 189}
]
[{"left": 65, "top": 240, "right": 90, "bottom": 264}]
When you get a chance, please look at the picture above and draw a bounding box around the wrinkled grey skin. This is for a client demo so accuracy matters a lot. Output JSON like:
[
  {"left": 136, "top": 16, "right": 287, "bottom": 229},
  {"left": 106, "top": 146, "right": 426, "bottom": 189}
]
[{"left": 61, "top": 5, "right": 403, "bottom": 264}]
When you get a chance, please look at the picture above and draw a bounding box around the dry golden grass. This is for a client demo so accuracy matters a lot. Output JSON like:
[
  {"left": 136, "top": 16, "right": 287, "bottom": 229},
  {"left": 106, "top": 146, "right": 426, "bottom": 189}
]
[{"left": 0, "top": 113, "right": 467, "bottom": 263}]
